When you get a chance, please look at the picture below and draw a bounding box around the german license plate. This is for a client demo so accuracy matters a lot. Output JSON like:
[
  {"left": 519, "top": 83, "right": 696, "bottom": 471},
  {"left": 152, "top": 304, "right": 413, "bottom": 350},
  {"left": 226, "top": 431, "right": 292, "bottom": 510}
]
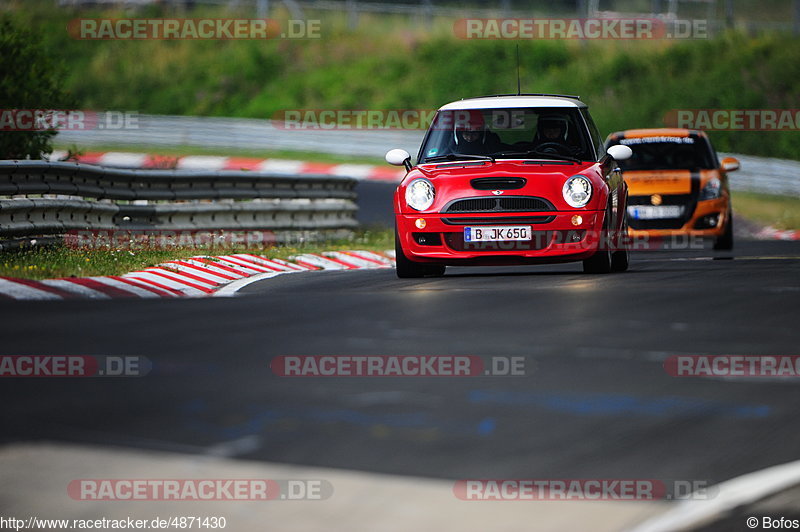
[
  {"left": 464, "top": 226, "right": 532, "bottom": 242},
  {"left": 627, "top": 206, "right": 684, "bottom": 219}
]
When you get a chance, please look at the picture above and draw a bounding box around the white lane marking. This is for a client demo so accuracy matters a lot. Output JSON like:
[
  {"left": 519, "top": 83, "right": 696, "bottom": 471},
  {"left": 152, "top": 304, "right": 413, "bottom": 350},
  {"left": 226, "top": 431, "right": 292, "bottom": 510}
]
[
  {"left": 627, "top": 459, "right": 800, "bottom": 532},
  {"left": 213, "top": 271, "right": 290, "bottom": 297}
]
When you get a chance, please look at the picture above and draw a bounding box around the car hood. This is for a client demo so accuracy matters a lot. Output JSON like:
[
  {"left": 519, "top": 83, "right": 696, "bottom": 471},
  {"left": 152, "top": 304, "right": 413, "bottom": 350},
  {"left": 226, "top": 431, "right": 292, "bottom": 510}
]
[{"left": 623, "top": 169, "right": 720, "bottom": 196}]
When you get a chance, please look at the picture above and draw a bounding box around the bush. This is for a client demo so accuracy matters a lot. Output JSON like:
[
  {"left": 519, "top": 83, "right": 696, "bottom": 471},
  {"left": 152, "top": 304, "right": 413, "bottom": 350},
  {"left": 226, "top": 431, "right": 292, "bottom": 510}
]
[{"left": 0, "top": 17, "right": 74, "bottom": 159}]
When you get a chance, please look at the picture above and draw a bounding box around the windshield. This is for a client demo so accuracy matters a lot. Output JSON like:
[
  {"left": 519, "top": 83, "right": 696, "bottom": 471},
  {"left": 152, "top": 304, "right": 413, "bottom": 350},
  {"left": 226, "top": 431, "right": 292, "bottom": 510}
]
[
  {"left": 608, "top": 136, "right": 718, "bottom": 171},
  {"left": 418, "top": 107, "right": 595, "bottom": 164}
]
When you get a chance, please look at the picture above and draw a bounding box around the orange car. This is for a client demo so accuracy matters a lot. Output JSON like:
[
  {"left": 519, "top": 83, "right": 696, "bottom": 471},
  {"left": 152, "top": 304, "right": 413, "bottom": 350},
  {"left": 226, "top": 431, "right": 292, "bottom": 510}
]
[{"left": 605, "top": 128, "right": 739, "bottom": 250}]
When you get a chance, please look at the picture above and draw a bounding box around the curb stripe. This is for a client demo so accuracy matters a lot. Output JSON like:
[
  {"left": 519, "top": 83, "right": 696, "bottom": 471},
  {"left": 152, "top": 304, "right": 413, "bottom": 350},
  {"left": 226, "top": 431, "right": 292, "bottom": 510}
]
[
  {"left": 0, "top": 250, "right": 396, "bottom": 301},
  {"left": 112, "top": 276, "right": 182, "bottom": 297},
  {"left": 213, "top": 256, "right": 273, "bottom": 273},
  {"left": 123, "top": 275, "right": 192, "bottom": 296},
  {"left": 2, "top": 277, "right": 77, "bottom": 299},
  {"left": 190, "top": 258, "right": 249, "bottom": 278},
  {"left": 66, "top": 277, "right": 138, "bottom": 298},
  {"left": 89, "top": 277, "right": 162, "bottom": 298},
  {"left": 40, "top": 279, "right": 111, "bottom": 299},
  {"left": 308, "top": 253, "right": 358, "bottom": 269},
  {"left": 162, "top": 261, "right": 235, "bottom": 283},
  {"left": 0, "top": 278, "right": 65, "bottom": 300},
  {"left": 142, "top": 269, "right": 217, "bottom": 292},
  {"left": 50, "top": 152, "right": 406, "bottom": 181},
  {"left": 149, "top": 266, "right": 221, "bottom": 287}
]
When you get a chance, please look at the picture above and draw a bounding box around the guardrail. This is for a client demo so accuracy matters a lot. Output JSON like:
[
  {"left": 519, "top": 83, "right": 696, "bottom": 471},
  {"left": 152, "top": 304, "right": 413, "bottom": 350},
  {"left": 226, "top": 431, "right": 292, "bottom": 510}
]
[
  {"left": 0, "top": 160, "right": 358, "bottom": 245},
  {"left": 720, "top": 152, "right": 800, "bottom": 198}
]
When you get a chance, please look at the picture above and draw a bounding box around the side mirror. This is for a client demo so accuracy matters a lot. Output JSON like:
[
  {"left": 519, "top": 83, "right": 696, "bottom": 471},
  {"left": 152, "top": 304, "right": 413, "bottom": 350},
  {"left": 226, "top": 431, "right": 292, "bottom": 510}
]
[
  {"left": 607, "top": 145, "right": 633, "bottom": 161},
  {"left": 385, "top": 149, "right": 412, "bottom": 172},
  {"left": 720, "top": 157, "right": 740, "bottom": 172}
]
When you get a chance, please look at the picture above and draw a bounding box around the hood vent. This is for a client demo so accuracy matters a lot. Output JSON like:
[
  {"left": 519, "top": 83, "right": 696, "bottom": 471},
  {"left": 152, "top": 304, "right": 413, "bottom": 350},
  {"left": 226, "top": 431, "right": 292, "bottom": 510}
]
[{"left": 471, "top": 177, "right": 527, "bottom": 190}]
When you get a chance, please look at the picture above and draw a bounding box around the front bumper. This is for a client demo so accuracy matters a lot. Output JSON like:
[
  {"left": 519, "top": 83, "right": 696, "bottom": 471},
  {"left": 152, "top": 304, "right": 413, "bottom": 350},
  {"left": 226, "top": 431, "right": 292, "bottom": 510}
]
[
  {"left": 396, "top": 211, "right": 606, "bottom": 265},
  {"left": 627, "top": 197, "right": 730, "bottom": 239}
]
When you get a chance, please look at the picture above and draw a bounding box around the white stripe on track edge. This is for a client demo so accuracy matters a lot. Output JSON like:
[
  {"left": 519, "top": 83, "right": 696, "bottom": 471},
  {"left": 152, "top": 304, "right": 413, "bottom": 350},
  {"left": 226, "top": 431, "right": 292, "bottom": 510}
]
[
  {"left": 213, "top": 271, "right": 291, "bottom": 297},
  {"left": 627, "top": 458, "right": 800, "bottom": 532}
]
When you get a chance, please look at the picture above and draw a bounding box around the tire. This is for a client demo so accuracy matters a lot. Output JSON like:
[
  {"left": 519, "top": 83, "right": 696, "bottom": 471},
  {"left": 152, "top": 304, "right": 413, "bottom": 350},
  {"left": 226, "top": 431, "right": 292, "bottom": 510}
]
[
  {"left": 395, "top": 230, "right": 446, "bottom": 278},
  {"left": 713, "top": 210, "right": 734, "bottom": 251},
  {"left": 611, "top": 218, "right": 630, "bottom": 272},
  {"left": 583, "top": 212, "right": 613, "bottom": 274}
]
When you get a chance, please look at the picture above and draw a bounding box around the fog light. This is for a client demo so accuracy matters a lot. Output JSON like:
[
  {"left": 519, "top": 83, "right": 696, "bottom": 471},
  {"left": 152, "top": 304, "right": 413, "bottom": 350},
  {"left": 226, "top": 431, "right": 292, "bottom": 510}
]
[
  {"left": 694, "top": 214, "right": 720, "bottom": 229},
  {"left": 571, "top": 215, "right": 583, "bottom": 226},
  {"left": 415, "top": 218, "right": 426, "bottom": 229}
]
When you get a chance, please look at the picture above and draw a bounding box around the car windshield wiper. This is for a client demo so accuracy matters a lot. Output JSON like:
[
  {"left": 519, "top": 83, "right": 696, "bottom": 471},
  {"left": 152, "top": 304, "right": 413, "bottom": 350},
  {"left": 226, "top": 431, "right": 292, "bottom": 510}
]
[
  {"left": 494, "top": 150, "right": 582, "bottom": 163},
  {"left": 425, "top": 153, "right": 495, "bottom": 163}
]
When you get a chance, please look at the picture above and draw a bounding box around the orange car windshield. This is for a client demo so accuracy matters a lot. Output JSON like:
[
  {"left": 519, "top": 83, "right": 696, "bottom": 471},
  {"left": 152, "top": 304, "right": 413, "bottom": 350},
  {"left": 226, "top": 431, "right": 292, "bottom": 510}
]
[{"left": 611, "top": 136, "right": 717, "bottom": 171}]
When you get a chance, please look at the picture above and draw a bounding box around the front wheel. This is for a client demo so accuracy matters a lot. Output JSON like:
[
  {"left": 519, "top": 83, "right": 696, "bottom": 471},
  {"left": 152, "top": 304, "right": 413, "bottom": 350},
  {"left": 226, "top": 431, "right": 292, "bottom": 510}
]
[
  {"left": 713, "top": 210, "right": 734, "bottom": 251},
  {"left": 395, "top": 231, "right": 446, "bottom": 278},
  {"left": 611, "top": 218, "right": 630, "bottom": 272},
  {"left": 583, "top": 213, "right": 613, "bottom": 274}
]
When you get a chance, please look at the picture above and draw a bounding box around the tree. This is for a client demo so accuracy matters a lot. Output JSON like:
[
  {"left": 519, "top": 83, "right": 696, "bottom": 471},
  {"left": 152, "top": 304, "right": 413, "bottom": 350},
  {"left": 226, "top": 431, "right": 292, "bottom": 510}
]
[{"left": 0, "top": 17, "right": 75, "bottom": 159}]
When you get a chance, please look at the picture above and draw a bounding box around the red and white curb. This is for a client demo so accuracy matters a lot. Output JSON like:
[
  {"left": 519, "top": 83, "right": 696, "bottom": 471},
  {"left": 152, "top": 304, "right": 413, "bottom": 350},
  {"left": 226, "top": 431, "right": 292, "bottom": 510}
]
[
  {"left": 48, "top": 151, "right": 404, "bottom": 182},
  {"left": 0, "top": 250, "right": 396, "bottom": 301},
  {"left": 754, "top": 226, "right": 800, "bottom": 241}
]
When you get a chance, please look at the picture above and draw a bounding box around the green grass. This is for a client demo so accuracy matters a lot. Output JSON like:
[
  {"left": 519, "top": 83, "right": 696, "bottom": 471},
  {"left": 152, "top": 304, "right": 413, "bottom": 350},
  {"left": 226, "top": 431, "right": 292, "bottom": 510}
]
[
  {"left": 0, "top": 229, "right": 393, "bottom": 280},
  {"left": 732, "top": 191, "right": 800, "bottom": 231},
  {"left": 54, "top": 143, "right": 388, "bottom": 166}
]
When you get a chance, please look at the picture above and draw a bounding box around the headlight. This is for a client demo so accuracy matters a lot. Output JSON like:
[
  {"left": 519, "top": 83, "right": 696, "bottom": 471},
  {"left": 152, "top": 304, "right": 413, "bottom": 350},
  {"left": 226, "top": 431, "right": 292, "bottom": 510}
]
[
  {"left": 405, "top": 178, "right": 435, "bottom": 211},
  {"left": 562, "top": 175, "right": 592, "bottom": 208},
  {"left": 699, "top": 177, "right": 721, "bottom": 200}
]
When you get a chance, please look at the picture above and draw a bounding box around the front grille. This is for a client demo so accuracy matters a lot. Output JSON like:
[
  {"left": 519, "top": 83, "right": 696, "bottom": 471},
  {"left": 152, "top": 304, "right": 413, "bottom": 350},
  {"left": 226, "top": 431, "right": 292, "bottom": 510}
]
[
  {"left": 627, "top": 193, "right": 696, "bottom": 230},
  {"left": 629, "top": 219, "right": 687, "bottom": 230},
  {"left": 442, "top": 216, "right": 554, "bottom": 225},
  {"left": 443, "top": 196, "right": 554, "bottom": 213},
  {"left": 628, "top": 194, "right": 692, "bottom": 206},
  {"left": 444, "top": 231, "right": 552, "bottom": 251}
]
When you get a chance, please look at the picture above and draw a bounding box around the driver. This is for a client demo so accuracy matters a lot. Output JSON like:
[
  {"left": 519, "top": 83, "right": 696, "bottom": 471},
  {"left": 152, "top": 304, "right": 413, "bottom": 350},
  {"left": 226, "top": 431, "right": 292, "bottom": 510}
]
[
  {"left": 533, "top": 115, "right": 580, "bottom": 155},
  {"left": 453, "top": 111, "right": 501, "bottom": 155}
]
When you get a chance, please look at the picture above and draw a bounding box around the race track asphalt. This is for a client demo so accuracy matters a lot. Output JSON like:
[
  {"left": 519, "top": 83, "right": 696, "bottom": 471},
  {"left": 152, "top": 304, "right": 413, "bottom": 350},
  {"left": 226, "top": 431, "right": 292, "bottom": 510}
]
[{"left": 0, "top": 239, "right": 798, "bottom": 490}]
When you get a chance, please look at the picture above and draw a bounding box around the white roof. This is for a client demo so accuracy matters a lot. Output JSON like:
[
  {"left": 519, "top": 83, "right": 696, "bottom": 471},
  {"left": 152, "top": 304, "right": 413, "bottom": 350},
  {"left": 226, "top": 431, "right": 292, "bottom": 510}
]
[{"left": 439, "top": 95, "right": 585, "bottom": 111}]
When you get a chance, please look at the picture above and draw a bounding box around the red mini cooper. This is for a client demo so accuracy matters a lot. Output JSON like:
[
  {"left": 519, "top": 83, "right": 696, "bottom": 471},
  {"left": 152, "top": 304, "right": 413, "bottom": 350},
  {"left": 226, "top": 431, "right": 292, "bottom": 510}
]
[{"left": 386, "top": 94, "right": 633, "bottom": 278}]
